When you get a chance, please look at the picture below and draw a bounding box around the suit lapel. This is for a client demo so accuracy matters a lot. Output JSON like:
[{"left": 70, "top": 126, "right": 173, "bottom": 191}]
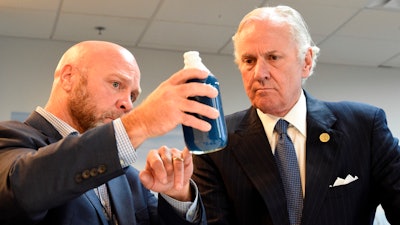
[
  {"left": 230, "top": 108, "right": 290, "bottom": 225},
  {"left": 107, "top": 176, "right": 136, "bottom": 225},
  {"left": 24, "top": 111, "right": 138, "bottom": 224},
  {"left": 301, "top": 93, "right": 343, "bottom": 224},
  {"left": 25, "top": 112, "right": 110, "bottom": 224},
  {"left": 85, "top": 177, "right": 137, "bottom": 225},
  {"left": 84, "top": 189, "right": 110, "bottom": 225},
  {"left": 231, "top": 94, "right": 345, "bottom": 224}
]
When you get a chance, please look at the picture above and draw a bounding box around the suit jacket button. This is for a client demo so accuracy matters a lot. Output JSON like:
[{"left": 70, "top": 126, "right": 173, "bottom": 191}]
[
  {"left": 75, "top": 174, "right": 83, "bottom": 183},
  {"left": 98, "top": 165, "right": 107, "bottom": 174},
  {"left": 82, "top": 169, "right": 91, "bottom": 179},
  {"left": 90, "top": 168, "right": 98, "bottom": 177}
]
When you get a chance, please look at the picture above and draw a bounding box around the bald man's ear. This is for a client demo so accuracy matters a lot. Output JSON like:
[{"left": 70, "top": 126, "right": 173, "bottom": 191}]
[{"left": 59, "top": 64, "right": 75, "bottom": 92}]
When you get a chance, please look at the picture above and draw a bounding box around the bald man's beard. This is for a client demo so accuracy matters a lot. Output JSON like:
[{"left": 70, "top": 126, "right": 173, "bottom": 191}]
[
  {"left": 68, "top": 76, "right": 126, "bottom": 132},
  {"left": 68, "top": 82, "right": 99, "bottom": 132}
]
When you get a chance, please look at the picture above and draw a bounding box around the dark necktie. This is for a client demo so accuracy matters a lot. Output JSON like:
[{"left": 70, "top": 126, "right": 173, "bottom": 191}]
[
  {"left": 274, "top": 119, "right": 303, "bottom": 225},
  {"left": 95, "top": 184, "right": 112, "bottom": 220}
]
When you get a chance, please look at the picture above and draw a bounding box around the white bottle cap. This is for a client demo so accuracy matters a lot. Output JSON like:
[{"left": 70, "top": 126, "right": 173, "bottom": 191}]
[{"left": 183, "top": 51, "right": 210, "bottom": 73}]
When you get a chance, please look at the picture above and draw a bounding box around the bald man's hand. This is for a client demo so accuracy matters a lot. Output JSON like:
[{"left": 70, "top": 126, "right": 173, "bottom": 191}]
[
  {"left": 139, "top": 146, "right": 193, "bottom": 201},
  {"left": 122, "top": 68, "right": 219, "bottom": 148}
]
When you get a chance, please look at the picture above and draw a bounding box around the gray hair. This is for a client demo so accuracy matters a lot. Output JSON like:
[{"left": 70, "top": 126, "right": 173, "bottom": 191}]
[{"left": 232, "top": 5, "right": 320, "bottom": 77}]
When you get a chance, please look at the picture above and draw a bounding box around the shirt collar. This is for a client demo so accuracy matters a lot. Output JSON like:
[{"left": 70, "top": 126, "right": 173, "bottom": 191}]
[
  {"left": 35, "top": 106, "right": 78, "bottom": 138},
  {"left": 257, "top": 90, "right": 307, "bottom": 137}
]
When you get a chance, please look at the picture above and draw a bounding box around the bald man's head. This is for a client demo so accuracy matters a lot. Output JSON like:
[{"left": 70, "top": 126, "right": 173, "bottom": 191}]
[
  {"left": 45, "top": 40, "right": 141, "bottom": 132},
  {"left": 55, "top": 41, "right": 136, "bottom": 74}
]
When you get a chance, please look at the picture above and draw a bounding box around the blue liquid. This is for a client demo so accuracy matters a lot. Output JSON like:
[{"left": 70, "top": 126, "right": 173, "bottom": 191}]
[{"left": 182, "top": 74, "right": 228, "bottom": 154}]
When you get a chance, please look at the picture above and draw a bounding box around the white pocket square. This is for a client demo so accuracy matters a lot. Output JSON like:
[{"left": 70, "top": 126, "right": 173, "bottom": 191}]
[{"left": 329, "top": 174, "right": 358, "bottom": 187}]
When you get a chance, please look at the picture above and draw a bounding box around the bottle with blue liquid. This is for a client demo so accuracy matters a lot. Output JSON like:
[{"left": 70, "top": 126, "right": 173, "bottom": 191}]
[{"left": 182, "top": 51, "right": 228, "bottom": 154}]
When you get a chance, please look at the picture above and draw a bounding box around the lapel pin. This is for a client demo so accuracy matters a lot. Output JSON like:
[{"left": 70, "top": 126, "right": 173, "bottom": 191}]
[{"left": 319, "top": 133, "right": 330, "bottom": 143}]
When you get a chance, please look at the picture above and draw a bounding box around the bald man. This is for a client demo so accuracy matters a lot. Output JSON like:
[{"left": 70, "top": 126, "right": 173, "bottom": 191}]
[{"left": 0, "top": 41, "right": 217, "bottom": 225}]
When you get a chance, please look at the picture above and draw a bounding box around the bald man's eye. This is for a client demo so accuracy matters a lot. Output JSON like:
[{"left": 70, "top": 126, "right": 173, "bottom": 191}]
[{"left": 130, "top": 94, "right": 136, "bottom": 103}]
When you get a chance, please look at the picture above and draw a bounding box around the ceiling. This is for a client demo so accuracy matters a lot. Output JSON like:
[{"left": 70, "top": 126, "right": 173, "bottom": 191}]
[{"left": 1, "top": 0, "right": 400, "bottom": 68}]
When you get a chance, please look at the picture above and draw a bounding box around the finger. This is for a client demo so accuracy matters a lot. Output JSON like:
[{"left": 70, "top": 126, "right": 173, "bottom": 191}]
[
  {"left": 159, "top": 146, "right": 174, "bottom": 177},
  {"left": 182, "top": 147, "right": 193, "bottom": 179},
  {"left": 182, "top": 82, "right": 219, "bottom": 99},
  {"left": 139, "top": 170, "right": 154, "bottom": 190},
  {"left": 182, "top": 99, "right": 219, "bottom": 118},
  {"left": 168, "top": 69, "right": 209, "bottom": 85},
  {"left": 182, "top": 147, "right": 193, "bottom": 166},
  {"left": 172, "top": 153, "right": 184, "bottom": 189},
  {"left": 148, "top": 149, "right": 168, "bottom": 184},
  {"left": 181, "top": 108, "right": 219, "bottom": 132}
]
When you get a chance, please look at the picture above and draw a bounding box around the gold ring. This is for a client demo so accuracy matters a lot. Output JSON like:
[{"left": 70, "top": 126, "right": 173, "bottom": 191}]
[{"left": 172, "top": 156, "right": 184, "bottom": 162}]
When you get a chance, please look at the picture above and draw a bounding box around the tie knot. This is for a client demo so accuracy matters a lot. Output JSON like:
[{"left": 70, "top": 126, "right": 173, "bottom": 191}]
[{"left": 275, "top": 119, "right": 289, "bottom": 135}]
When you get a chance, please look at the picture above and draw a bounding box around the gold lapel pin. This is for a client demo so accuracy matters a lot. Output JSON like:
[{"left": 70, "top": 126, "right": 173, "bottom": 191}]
[{"left": 319, "top": 133, "right": 330, "bottom": 143}]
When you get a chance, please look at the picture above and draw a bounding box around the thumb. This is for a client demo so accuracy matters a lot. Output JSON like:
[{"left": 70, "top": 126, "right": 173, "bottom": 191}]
[{"left": 139, "top": 170, "right": 154, "bottom": 189}]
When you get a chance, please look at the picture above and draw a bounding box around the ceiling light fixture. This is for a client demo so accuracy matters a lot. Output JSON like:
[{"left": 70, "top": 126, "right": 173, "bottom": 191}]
[{"left": 95, "top": 26, "right": 106, "bottom": 35}]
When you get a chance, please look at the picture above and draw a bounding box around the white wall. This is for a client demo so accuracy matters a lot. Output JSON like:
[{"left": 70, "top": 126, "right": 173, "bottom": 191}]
[{"left": 1, "top": 36, "right": 400, "bottom": 166}]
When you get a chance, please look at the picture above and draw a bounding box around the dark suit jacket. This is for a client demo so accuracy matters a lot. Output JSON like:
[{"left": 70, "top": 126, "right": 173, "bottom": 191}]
[
  {"left": 193, "top": 91, "right": 400, "bottom": 225},
  {"left": 0, "top": 112, "right": 206, "bottom": 225}
]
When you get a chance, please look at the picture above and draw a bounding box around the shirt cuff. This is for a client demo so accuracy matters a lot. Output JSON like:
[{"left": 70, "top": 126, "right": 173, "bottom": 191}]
[
  {"left": 160, "top": 179, "right": 200, "bottom": 222},
  {"left": 113, "top": 118, "right": 137, "bottom": 167}
]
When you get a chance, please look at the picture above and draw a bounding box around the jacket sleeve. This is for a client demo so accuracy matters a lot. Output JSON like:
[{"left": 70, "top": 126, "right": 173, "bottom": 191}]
[
  {"left": 369, "top": 108, "right": 400, "bottom": 223},
  {"left": 0, "top": 121, "right": 123, "bottom": 222}
]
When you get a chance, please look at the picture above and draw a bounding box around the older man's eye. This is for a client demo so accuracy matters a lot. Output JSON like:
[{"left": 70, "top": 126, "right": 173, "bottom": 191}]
[
  {"left": 268, "top": 55, "right": 279, "bottom": 61},
  {"left": 112, "top": 82, "right": 120, "bottom": 88},
  {"left": 242, "top": 58, "right": 255, "bottom": 65}
]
